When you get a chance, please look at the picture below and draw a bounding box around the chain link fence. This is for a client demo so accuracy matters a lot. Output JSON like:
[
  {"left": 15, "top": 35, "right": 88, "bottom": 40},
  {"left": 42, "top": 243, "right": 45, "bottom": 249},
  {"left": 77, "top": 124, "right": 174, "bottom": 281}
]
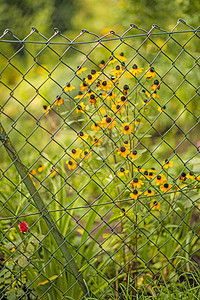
[{"left": 0, "top": 20, "right": 200, "bottom": 299}]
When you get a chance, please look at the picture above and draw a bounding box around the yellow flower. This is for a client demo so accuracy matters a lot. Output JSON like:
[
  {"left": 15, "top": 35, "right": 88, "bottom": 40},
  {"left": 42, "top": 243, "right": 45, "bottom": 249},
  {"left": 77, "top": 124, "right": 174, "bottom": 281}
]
[
  {"left": 160, "top": 183, "right": 172, "bottom": 193},
  {"left": 150, "top": 200, "right": 160, "bottom": 210},
  {"left": 112, "top": 103, "right": 124, "bottom": 114},
  {"left": 152, "top": 92, "right": 159, "bottom": 99},
  {"left": 118, "top": 167, "right": 129, "bottom": 177},
  {"left": 108, "top": 56, "right": 117, "bottom": 65},
  {"left": 38, "top": 165, "right": 45, "bottom": 173},
  {"left": 76, "top": 102, "right": 86, "bottom": 114},
  {"left": 71, "top": 148, "right": 82, "bottom": 159},
  {"left": 130, "top": 150, "right": 137, "bottom": 159},
  {"left": 55, "top": 96, "right": 64, "bottom": 106},
  {"left": 100, "top": 80, "right": 113, "bottom": 91},
  {"left": 162, "top": 159, "right": 174, "bottom": 169},
  {"left": 123, "top": 141, "right": 130, "bottom": 148},
  {"left": 134, "top": 166, "right": 145, "bottom": 173},
  {"left": 130, "top": 190, "right": 142, "bottom": 200},
  {"left": 92, "top": 137, "right": 102, "bottom": 146},
  {"left": 121, "top": 123, "right": 132, "bottom": 135},
  {"left": 186, "top": 171, "right": 195, "bottom": 180},
  {"left": 77, "top": 132, "right": 89, "bottom": 141},
  {"left": 43, "top": 105, "right": 53, "bottom": 115},
  {"left": 29, "top": 169, "right": 36, "bottom": 178},
  {"left": 158, "top": 105, "right": 166, "bottom": 114},
  {"left": 126, "top": 64, "right": 143, "bottom": 77},
  {"left": 64, "top": 83, "right": 75, "bottom": 91},
  {"left": 151, "top": 80, "right": 160, "bottom": 91},
  {"left": 76, "top": 66, "right": 87, "bottom": 75},
  {"left": 111, "top": 65, "right": 122, "bottom": 77},
  {"left": 154, "top": 174, "right": 166, "bottom": 185},
  {"left": 148, "top": 168, "right": 157, "bottom": 173},
  {"left": 117, "top": 146, "right": 130, "bottom": 158},
  {"left": 197, "top": 175, "right": 200, "bottom": 181},
  {"left": 179, "top": 172, "right": 186, "bottom": 182},
  {"left": 91, "top": 122, "right": 101, "bottom": 131},
  {"left": 131, "top": 178, "right": 144, "bottom": 189},
  {"left": 105, "top": 91, "right": 116, "bottom": 101},
  {"left": 74, "top": 91, "right": 84, "bottom": 99},
  {"left": 120, "top": 208, "right": 127, "bottom": 216},
  {"left": 144, "top": 67, "right": 156, "bottom": 79},
  {"left": 117, "top": 95, "right": 128, "bottom": 106},
  {"left": 50, "top": 168, "right": 59, "bottom": 178},
  {"left": 89, "top": 94, "right": 96, "bottom": 105},
  {"left": 82, "top": 149, "right": 92, "bottom": 160},
  {"left": 66, "top": 160, "right": 77, "bottom": 170},
  {"left": 115, "top": 52, "right": 127, "bottom": 61},
  {"left": 143, "top": 99, "right": 151, "bottom": 106},
  {"left": 80, "top": 81, "right": 88, "bottom": 92},
  {"left": 101, "top": 116, "right": 116, "bottom": 129},
  {"left": 144, "top": 189, "right": 155, "bottom": 197}
]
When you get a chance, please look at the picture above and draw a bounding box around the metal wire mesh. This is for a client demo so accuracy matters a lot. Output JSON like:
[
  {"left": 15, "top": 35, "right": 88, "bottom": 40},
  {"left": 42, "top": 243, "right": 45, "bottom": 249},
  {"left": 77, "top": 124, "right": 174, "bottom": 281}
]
[{"left": 0, "top": 19, "right": 200, "bottom": 299}]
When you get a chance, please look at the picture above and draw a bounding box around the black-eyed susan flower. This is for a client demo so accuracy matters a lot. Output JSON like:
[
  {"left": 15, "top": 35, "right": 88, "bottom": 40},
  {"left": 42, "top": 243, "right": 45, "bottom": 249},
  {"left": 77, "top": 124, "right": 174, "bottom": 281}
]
[
  {"left": 66, "top": 159, "right": 77, "bottom": 170},
  {"left": 77, "top": 132, "right": 89, "bottom": 141},
  {"left": 148, "top": 168, "right": 157, "bottom": 174},
  {"left": 120, "top": 208, "right": 127, "bottom": 216},
  {"left": 197, "top": 175, "right": 200, "bottom": 181},
  {"left": 152, "top": 91, "right": 159, "bottom": 99},
  {"left": 131, "top": 178, "right": 144, "bottom": 189},
  {"left": 91, "top": 122, "right": 101, "bottom": 131},
  {"left": 162, "top": 159, "right": 174, "bottom": 169},
  {"left": 76, "top": 102, "right": 86, "bottom": 114},
  {"left": 134, "top": 166, "right": 145, "bottom": 173},
  {"left": 117, "top": 146, "right": 130, "bottom": 158},
  {"left": 90, "top": 69, "right": 100, "bottom": 80},
  {"left": 134, "top": 119, "right": 143, "bottom": 125},
  {"left": 82, "top": 149, "right": 92, "bottom": 160},
  {"left": 111, "top": 65, "right": 122, "bottom": 77},
  {"left": 43, "top": 105, "right": 53, "bottom": 115},
  {"left": 100, "top": 80, "right": 112, "bottom": 91},
  {"left": 64, "top": 83, "right": 75, "bottom": 92},
  {"left": 85, "top": 74, "right": 94, "bottom": 85},
  {"left": 116, "top": 52, "right": 127, "bottom": 61},
  {"left": 144, "top": 189, "right": 155, "bottom": 197},
  {"left": 151, "top": 79, "right": 160, "bottom": 91},
  {"left": 112, "top": 103, "right": 124, "bottom": 114},
  {"left": 108, "top": 56, "right": 117, "bottom": 65},
  {"left": 140, "top": 170, "right": 150, "bottom": 180},
  {"left": 117, "top": 95, "right": 128, "bottom": 106},
  {"left": 75, "top": 91, "right": 83, "bottom": 99},
  {"left": 158, "top": 105, "right": 166, "bottom": 114},
  {"left": 130, "top": 189, "right": 142, "bottom": 200},
  {"left": 154, "top": 174, "right": 166, "bottom": 185},
  {"left": 99, "top": 60, "right": 105, "bottom": 69},
  {"left": 92, "top": 137, "right": 102, "bottom": 146},
  {"left": 71, "top": 148, "right": 82, "bottom": 159},
  {"left": 101, "top": 115, "right": 116, "bottom": 129},
  {"left": 38, "top": 165, "right": 45, "bottom": 173},
  {"left": 123, "top": 140, "right": 130, "bottom": 148},
  {"left": 121, "top": 123, "right": 132, "bottom": 135},
  {"left": 186, "top": 171, "right": 195, "bottom": 180},
  {"left": 150, "top": 200, "right": 160, "bottom": 210},
  {"left": 76, "top": 66, "right": 87, "bottom": 75},
  {"left": 89, "top": 94, "right": 96, "bottom": 105},
  {"left": 118, "top": 167, "right": 129, "bottom": 177},
  {"left": 160, "top": 183, "right": 172, "bottom": 193},
  {"left": 50, "top": 168, "right": 59, "bottom": 178},
  {"left": 126, "top": 64, "right": 143, "bottom": 77},
  {"left": 179, "top": 172, "right": 186, "bottom": 182},
  {"left": 106, "top": 91, "right": 116, "bottom": 101},
  {"left": 123, "top": 84, "right": 129, "bottom": 95},
  {"left": 55, "top": 96, "right": 64, "bottom": 106},
  {"left": 80, "top": 80, "right": 88, "bottom": 92},
  {"left": 144, "top": 67, "right": 156, "bottom": 79},
  {"left": 130, "top": 150, "right": 137, "bottom": 159},
  {"left": 143, "top": 99, "right": 151, "bottom": 106},
  {"left": 29, "top": 169, "right": 36, "bottom": 178}
]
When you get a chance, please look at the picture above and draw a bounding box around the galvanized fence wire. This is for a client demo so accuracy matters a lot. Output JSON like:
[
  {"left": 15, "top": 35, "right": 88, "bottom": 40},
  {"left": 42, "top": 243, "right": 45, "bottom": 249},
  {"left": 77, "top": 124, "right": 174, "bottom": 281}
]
[{"left": 0, "top": 19, "right": 200, "bottom": 299}]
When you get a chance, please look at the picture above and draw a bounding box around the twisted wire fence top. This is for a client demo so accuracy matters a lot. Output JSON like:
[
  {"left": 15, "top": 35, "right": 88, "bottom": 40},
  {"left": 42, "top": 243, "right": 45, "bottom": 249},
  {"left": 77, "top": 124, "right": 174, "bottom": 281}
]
[{"left": 0, "top": 19, "right": 200, "bottom": 299}]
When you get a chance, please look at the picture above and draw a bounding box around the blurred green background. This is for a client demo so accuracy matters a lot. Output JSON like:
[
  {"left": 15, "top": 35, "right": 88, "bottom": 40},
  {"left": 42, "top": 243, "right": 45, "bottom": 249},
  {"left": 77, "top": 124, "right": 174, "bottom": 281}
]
[{"left": 0, "top": 0, "right": 199, "bottom": 38}]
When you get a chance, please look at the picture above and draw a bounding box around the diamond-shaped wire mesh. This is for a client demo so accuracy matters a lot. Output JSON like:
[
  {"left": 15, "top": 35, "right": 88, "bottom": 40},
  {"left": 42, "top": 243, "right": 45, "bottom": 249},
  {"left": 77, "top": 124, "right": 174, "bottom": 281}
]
[{"left": 0, "top": 20, "right": 200, "bottom": 299}]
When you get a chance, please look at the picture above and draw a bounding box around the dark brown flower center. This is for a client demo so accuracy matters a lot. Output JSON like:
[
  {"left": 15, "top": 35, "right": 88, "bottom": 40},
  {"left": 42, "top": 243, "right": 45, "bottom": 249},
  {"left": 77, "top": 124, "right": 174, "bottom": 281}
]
[
  {"left": 133, "top": 178, "right": 138, "bottom": 183},
  {"left": 102, "top": 81, "right": 107, "bottom": 86},
  {"left": 120, "top": 147, "right": 126, "bottom": 152},
  {"left": 87, "top": 75, "right": 92, "bottom": 80},
  {"left": 157, "top": 175, "right": 161, "bottom": 180},
  {"left": 132, "top": 64, "right": 138, "bottom": 69},
  {"left": 106, "top": 117, "right": 111, "bottom": 123},
  {"left": 124, "top": 125, "right": 129, "bottom": 131},
  {"left": 72, "top": 149, "right": 76, "bottom": 154},
  {"left": 132, "top": 150, "right": 137, "bottom": 155},
  {"left": 68, "top": 161, "right": 73, "bottom": 165},
  {"left": 91, "top": 70, "right": 96, "bottom": 75},
  {"left": 164, "top": 183, "right": 169, "bottom": 188},
  {"left": 133, "top": 190, "right": 138, "bottom": 195},
  {"left": 120, "top": 168, "right": 125, "bottom": 172},
  {"left": 121, "top": 96, "right": 126, "bottom": 101}
]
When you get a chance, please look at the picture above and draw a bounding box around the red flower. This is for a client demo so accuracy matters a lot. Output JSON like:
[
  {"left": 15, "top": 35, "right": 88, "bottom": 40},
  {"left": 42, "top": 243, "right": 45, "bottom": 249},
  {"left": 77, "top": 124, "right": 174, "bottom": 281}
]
[{"left": 19, "top": 221, "right": 28, "bottom": 233}]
